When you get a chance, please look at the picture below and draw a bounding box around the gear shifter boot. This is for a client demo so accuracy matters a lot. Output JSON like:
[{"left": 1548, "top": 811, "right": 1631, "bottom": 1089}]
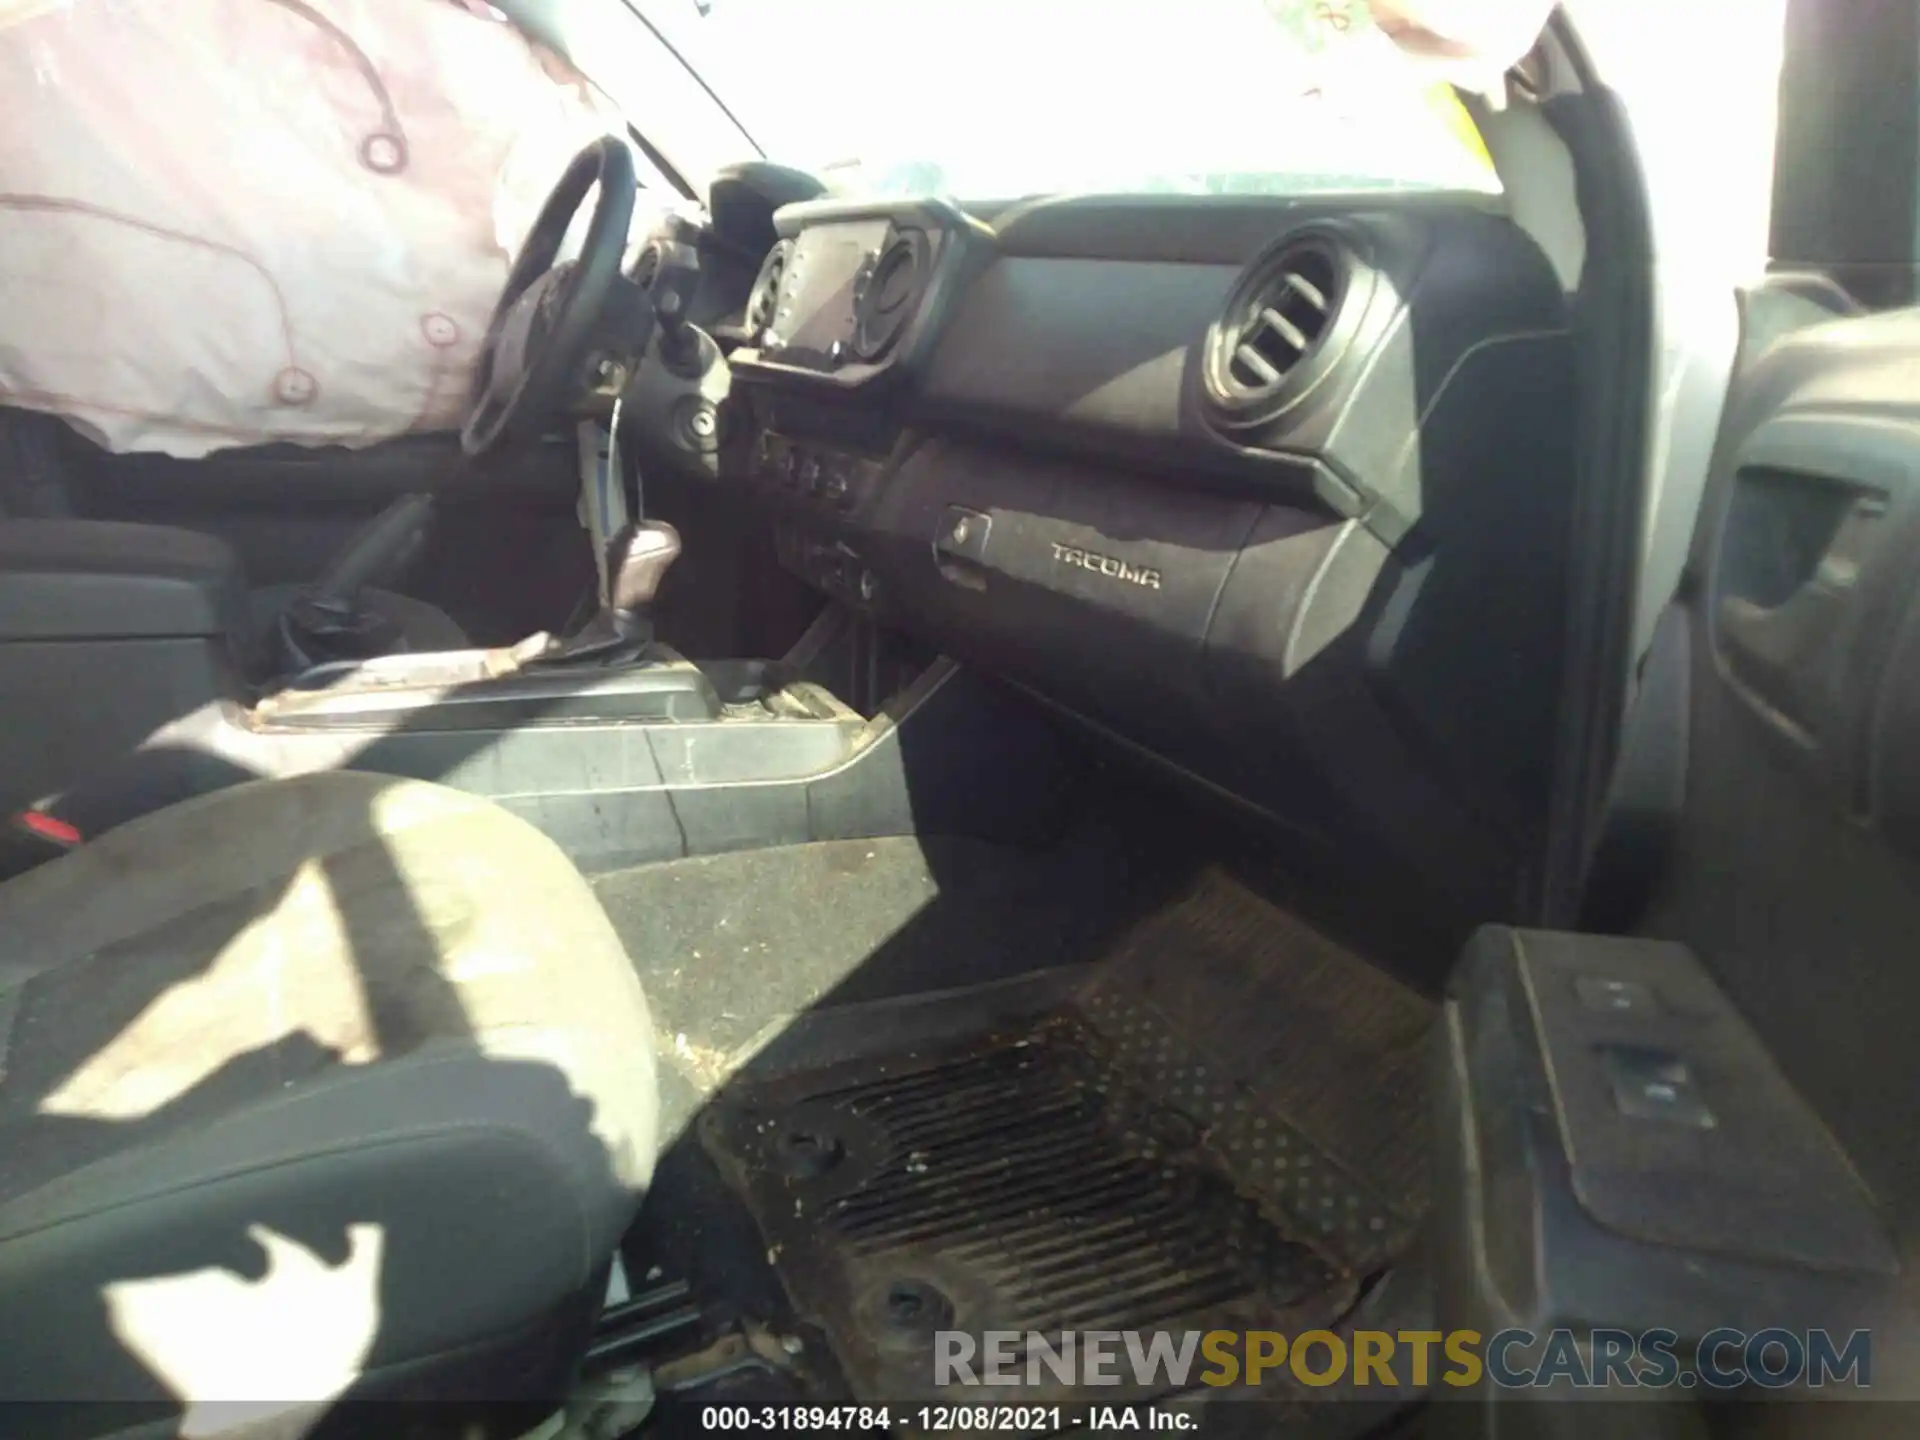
[
  {"left": 280, "top": 591, "right": 403, "bottom": 669},
  {"left": 525, "top": 520, "right": 683, "bottom": 669},
  {"left": 273, "top": 492, "right": 434, "bottom": 674}
]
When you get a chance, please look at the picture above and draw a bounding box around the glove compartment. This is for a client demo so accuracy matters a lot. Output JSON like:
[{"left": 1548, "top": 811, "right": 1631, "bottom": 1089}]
[
  {"left": 862, "top": 438, "right": 1517, "bottom": 924},
  {"left": 866, "top": 437, "right": 1261, "bottom": 765}
]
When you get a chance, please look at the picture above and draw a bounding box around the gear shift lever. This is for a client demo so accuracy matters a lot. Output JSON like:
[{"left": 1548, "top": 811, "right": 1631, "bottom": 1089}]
[
  {"left": 607, "top": 519, "right": 682, "bottom": 642},
  {"left": 522, "top": 247, "right": 698, "bottom": 672},
  {"left": 530, "top": 518, "right": 681, "bottom": 666}
]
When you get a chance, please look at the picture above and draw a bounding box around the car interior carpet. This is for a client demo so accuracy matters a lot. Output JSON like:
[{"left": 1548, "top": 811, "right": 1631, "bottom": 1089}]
[{"left": 591, "top": 830, "right": 1191, "bottom": 1140}]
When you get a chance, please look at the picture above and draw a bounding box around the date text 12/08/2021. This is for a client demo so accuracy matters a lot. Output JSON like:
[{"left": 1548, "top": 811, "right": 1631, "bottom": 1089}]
[{"left": 698, "top": 1406, "right": 1163, "bottom": 1432}]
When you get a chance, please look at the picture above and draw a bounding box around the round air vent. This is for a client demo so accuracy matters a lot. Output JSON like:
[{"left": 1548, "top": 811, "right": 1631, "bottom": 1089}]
[
  {"left": 745, "top": 239, "right": 794, "bottom": 343},
  {"left": 1203, "top": 233, "right": 1363, "bottom": 430},
  {"left": 851, "top": 229, "right": 928, "bottom": 362}
]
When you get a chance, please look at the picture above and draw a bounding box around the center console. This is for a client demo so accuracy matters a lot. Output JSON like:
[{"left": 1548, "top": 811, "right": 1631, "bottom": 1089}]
[
  {"left": 0, "top": 520, "right": 242, "bottom": 815},
  {"left": 725, "top": 198, "right": 992, "bottom": 616},
  {"left": 749, "top": 429, "right": 891, "bottom": 609},
  {"left": 256, "top": 645, "right": 728, "bottom": 731},
  {"left": 0, "top": 517, "right": 889, "bottom": 862}
]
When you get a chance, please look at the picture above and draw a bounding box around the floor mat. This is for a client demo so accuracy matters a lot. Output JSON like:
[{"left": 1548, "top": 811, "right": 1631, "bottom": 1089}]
[
  {"left": 1081, "top": 867, "right": 1434, "bottom": 1225},
  {"left": 593, "top": 831, "right": 1186, "bottom": 1140},
  {"left": 698, "top": 868, "right": 1435, "bottom": 1408}
]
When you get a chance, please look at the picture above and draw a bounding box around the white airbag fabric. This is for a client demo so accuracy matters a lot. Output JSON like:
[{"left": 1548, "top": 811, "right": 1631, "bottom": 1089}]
[
  {"left": 0, "top": 0, "right": 633, "bottom": 458},
  {"left": 1369, "top": 0, "right": 1559, "bottom": 103}
]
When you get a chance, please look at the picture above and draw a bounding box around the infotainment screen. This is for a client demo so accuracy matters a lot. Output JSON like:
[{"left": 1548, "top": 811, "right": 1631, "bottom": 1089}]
[{"left": 776, "top": 219, "right": 893, "bottom": 367}]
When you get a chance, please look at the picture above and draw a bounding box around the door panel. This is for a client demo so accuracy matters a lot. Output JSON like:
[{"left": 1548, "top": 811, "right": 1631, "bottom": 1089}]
[
  {"left": 1430, "top": 304, "right": 1920, "bottom": 1425},
  {"left": 1433, "top": 926, "right": 1904, "bottom": 1417},
  {"left": 1638, "top": 307, "right": 1920, "bottom": 1238}
]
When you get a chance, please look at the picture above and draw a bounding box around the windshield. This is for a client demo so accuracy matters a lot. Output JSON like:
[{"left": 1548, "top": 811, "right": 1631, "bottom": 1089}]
[{"left": 640, "top": 0, "right": 1500, "bottom": 199}]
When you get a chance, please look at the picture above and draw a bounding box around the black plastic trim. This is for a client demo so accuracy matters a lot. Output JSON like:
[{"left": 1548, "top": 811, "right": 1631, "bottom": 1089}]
[
  {"left": 1535, "top": 79, "right": 1658, "bottom": 928},
  {"left": 0, "top": 520, "right": 243, "bottom": 640}
]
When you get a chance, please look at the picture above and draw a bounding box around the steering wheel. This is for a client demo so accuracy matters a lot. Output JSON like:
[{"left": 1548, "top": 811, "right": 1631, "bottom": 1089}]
[{"left": 461, "top": 136, "right": 638, "bottom": 456}]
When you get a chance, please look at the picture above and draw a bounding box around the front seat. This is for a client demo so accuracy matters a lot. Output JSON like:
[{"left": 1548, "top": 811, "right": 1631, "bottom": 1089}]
[
  {"left": 0, "top": 771, "right": 658, "bottom": 1436},
  {"left": 0, "top": 409, "right": 468, "bottom": 674}
]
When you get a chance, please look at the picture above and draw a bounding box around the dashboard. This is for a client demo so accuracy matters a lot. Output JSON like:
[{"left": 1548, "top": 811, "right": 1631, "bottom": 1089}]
[{"left": 709, "top": 189, "right": 1579, "bottom": 925}]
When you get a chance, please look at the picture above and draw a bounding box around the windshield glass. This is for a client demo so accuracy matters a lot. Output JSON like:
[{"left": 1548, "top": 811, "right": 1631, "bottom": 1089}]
[{"left": 642, "top": 0, "right": 1500, "bottom": 198}]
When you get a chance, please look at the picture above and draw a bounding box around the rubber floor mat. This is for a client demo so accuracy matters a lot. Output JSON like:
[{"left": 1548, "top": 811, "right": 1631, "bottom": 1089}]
[
  {"left": 699, "top": 868, "right": 1434, "bottom": 1409},
  {"left": 1080, "top": 867, "right": 1434, "bottom": 1240},
  {"left": 700, "top": 1019, "right": 1355, "bottom": 1407}
]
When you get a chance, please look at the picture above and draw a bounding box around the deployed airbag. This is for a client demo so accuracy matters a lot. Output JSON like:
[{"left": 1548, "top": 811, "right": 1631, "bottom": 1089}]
[
  {"left": 0, "top": 0, "right": 643, "bottom": 458},
  {"left": 1370, "top": 0, "right": 1558, "bottom": 103}
]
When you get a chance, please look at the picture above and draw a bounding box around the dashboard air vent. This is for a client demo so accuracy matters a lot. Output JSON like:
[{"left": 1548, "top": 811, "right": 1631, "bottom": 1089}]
[
  {"left": 1204, "top": 234, "right": 1359, "bottom": 430},
  {"left": 745, "top": 239, "right": 794, "bottom": 344},
  {"left": 852, "top": 229, "right": 928, "bottom": 362}
]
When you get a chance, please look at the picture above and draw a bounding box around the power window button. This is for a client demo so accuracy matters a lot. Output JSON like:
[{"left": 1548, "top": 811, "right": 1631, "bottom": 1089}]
[
  {"left": 1600, "top": 1046, "right": 1717, "bottom": 1129},
  {"left": 1576, "top": 976, "right": 1658, "bottom": 1015}
]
